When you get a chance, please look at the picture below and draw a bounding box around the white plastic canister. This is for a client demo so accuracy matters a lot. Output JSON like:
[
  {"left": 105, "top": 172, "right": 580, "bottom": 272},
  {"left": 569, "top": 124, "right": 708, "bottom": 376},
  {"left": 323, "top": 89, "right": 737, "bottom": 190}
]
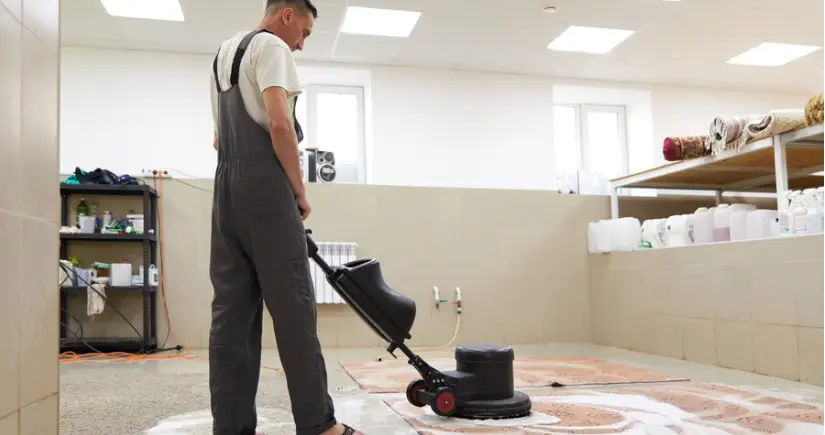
[
  {"left": 692, "top": 207, "right": 714, "bottom": 244},
  {"left": 728, "top": 204, "right": 757, "bottom": 242},
  {"left": 713, "top": 204, "right": 731, "bottom": 242}
]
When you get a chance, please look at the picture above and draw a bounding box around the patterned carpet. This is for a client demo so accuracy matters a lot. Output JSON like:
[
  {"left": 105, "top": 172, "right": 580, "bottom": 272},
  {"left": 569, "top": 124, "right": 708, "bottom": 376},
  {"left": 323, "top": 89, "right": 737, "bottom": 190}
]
[
  {"left": 384, "top": 382, "right": 825, "bottom": 434},
  {"left": 339, "top": 355, "right": 689, "bottom": 393}
]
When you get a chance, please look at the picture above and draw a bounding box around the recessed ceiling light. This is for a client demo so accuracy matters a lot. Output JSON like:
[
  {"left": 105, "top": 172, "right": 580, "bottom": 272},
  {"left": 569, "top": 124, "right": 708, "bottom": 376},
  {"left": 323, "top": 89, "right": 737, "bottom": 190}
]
[
  {"left": 543, "top": 6, "right": 559, "bottom": 13},
  {"left": 547, "top": 26, "right": 634, "bottom": 54},
  {"left": 340, "top": 6, "right": 422, "bottom": 38},
  {"left": 726, "top": 42, "right": 821, "bottom": 67},
  {"left": 100, "top": 0, "right": 184, "bottom": 21}
]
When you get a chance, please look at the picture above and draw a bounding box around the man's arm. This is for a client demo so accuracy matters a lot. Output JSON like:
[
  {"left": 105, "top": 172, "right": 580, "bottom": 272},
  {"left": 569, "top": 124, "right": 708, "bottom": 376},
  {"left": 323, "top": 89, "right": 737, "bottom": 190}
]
[
  {"left": 262, "top": 87, "right": 304, "bottom": 198},
  {"left": 213, "top": 132, "right": 218, "bottom": 151},
  {"left": 254, "top": 37, "right": 305, "bottom": 198}
]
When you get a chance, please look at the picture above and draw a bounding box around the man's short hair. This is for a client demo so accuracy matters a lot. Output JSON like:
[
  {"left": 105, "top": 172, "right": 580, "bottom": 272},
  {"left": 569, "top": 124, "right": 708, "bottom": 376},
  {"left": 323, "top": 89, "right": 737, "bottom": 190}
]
[{"left": 266, "top": 0, "right": 318, "bottom": 18}]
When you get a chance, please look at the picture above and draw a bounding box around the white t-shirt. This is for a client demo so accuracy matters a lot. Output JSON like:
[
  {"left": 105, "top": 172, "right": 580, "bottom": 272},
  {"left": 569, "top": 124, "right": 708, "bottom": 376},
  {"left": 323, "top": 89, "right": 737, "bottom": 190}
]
[{"left": 210, "top": 30, "right": 302, "bottom": 133}]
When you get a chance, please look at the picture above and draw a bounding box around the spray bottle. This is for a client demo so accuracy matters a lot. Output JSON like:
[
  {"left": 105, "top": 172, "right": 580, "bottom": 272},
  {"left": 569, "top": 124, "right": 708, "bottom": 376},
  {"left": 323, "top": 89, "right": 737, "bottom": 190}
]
[
  {"left": 778, "top": 190, "right": 798, "bottom": 236},
  {"left": 801, "top": 189, "right": 824, "bottom": 234}
]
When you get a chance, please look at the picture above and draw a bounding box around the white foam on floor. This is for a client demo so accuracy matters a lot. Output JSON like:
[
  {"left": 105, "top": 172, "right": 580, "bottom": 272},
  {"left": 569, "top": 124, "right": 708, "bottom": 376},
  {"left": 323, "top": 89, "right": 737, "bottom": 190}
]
[{"left": 145, "top": 408, "right": 294, "bottom": 434}]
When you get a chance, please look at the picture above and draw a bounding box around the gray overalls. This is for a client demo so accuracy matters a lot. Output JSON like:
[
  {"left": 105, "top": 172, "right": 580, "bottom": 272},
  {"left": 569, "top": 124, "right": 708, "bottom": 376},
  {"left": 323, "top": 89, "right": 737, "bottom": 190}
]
[{"left": 209, "top": 29, "right": 336, "bottom": 435}]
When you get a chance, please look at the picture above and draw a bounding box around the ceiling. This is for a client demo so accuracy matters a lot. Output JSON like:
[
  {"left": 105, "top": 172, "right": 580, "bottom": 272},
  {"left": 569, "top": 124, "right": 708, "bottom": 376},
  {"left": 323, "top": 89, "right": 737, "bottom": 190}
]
[{"left": 61, "top": 0, "right": 825, "bottom": 93}]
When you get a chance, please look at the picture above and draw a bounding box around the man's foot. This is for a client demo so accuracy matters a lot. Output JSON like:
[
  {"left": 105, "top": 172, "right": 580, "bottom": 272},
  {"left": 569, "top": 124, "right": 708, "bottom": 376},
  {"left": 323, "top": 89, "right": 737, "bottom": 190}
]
[{"left": 321, "top": 423, "right": 364, "bottom": 435}]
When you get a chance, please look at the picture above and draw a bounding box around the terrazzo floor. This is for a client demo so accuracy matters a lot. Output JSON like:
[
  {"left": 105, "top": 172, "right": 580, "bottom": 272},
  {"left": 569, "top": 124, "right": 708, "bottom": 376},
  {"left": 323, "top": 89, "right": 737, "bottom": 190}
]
[{"left": 59, "top": 343, "right": 824, "bottom": 434}]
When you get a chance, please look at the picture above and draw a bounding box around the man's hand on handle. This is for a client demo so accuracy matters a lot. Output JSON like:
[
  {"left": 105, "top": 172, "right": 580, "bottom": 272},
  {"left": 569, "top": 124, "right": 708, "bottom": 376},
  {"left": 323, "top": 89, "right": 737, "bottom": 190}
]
[{"left": 297, "top": 193, "right": 311, "bottom": 220}]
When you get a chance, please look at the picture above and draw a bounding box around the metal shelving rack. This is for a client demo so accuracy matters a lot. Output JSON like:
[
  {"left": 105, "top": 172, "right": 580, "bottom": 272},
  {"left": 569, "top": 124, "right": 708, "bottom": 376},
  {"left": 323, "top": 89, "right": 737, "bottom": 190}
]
[
  {"left": 59, "top": 183, "right": 159, "bottom": 353},
  {"left": 609, "top": 124, "right": 825, "bottom": 219}
]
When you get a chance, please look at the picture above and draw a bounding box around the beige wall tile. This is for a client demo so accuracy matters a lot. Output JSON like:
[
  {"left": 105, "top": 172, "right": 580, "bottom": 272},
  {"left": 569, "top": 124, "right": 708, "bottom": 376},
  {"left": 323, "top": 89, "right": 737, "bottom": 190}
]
[
  {"left": 0, "top": 411, "right": 18, "bottom": 435},
  {"left": 0, "top": 4, "right": 22, "bottom": 213},
  {"left": 682, "top": 318, "right": 716, "bottom": 365},
  {"left": 19, "top": 394, "right": 57, "bottom": 435},
  {"left": 651, "top": 316, "right": 683, "bottom": 359},
  {"left": 0, "top": 212, "right": 21, "bottom": 419},
  {"left": 0, "top": 0, "right": 21, "bottom": 21},
  {"left": 21, "top": 0, "right": 57, "bottom": 53},
  {"left": 713, "top": 265, "right": 752, "bottom": 323},
  {"left": 749, "top": 262, "right": 797, "bottom": 325},
  {"left": 714, "top": 320, "right": 754, "bottom": 372},
  {"left": 21, "top": 27, "right": 59, "bottom": 224},
  {"left": 754, "top": 324, "right": 799, "bottom": 381},
  {"left": 794, "top": 261, "right": 824, "bottom": 328},
  {"left": 798, "top": 327, "right": 824, "bottom": 386},
  {"left": 19, "top": 218, "right": 59, "bottom": 407}
]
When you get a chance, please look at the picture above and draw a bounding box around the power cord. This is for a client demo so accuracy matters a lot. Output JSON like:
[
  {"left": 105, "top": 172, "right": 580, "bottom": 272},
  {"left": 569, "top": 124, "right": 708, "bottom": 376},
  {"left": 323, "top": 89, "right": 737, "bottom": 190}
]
[{"left": 59, "top": 262, "right": 145, "bottom": 351}]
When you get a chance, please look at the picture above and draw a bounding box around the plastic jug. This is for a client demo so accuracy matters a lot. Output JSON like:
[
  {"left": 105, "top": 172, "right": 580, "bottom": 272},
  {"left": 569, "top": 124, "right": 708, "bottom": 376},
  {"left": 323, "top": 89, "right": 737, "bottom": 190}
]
[
  {"left": 665, "top": 214, "right": 693, "bottom": 247},
  {"left": 745, "top": 210, "right": 778, "bottom": 240},
  {"left": 692, "top": 207, "right": 714, "bottom": 244},
  {"left": 588, "top": 222, "right": 601, "bottom": 253},
  {"left": 641, "top": 219, "right": 667, "bottom": 248},
  {"left": 610, "top": 218, "right": 642, "bottom": 251},
  {"left": 713, "top": 204, "right": 731, "bottom": 242},
  {"left": 729, "top": 204, "right": 757, "bottom": 242},
  {"left": 596, "top": 220, "right": 612, "bottom": 253}
]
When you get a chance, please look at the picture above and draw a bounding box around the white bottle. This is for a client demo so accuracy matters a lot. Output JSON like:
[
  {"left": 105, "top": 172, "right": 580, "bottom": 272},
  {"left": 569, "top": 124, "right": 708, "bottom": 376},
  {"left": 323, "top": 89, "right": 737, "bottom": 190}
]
[
  {"left": 778, "top": 191, "right": 797, "bottom": 236},
  {"left": 692, "top": 207, "right": 714, "bottom": 244},
  {"left": 148, "top": 265, "right": 159, "bottom": 286},
  {"left": 800, "top": 189, "right": 823, "bottom": 234},
  {"left": 102, "top": 210, "right": 113, "bottom": 227},
  {"left": 713, "top": 204, "right": 731, "bottom": 242}
]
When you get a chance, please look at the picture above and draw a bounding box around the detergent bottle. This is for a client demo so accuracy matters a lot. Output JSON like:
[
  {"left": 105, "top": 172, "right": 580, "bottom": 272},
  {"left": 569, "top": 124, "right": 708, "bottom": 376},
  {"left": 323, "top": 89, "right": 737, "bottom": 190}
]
[
  {"left": 800, "top": 189, "right": 823, "bottom": 234},
  {"left": 778, "top": 191, "right": 797, "bottom": 236}
]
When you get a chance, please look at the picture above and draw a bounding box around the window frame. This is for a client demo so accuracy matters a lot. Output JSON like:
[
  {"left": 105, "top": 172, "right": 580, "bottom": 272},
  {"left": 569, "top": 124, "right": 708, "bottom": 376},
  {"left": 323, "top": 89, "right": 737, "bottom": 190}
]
[
  {"left": 302, "top": 84, "right": 367, "bottom": 184},
  {"left": 553, "top": 103, "right": 630, "bottom": 193}
]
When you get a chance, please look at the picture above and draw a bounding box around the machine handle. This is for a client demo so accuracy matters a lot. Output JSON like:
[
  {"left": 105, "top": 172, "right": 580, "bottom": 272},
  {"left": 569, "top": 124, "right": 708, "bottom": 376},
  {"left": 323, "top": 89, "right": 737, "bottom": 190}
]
[{"left": 305, "top": 229, "right": 333, "bottom": 275}]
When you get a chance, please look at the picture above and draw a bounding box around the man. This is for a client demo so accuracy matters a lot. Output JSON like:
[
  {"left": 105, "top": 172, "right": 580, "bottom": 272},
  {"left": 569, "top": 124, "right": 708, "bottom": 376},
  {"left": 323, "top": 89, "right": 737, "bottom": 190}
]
[{"left": 208, "top": 1, "right": 363, "bottom": 434}]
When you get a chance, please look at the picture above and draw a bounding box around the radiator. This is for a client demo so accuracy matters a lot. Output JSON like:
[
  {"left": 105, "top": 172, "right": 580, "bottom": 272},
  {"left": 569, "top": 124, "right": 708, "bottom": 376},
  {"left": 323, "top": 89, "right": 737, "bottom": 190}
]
[{"left": 311, "top": 242, "right": 358, "bottom": 304}]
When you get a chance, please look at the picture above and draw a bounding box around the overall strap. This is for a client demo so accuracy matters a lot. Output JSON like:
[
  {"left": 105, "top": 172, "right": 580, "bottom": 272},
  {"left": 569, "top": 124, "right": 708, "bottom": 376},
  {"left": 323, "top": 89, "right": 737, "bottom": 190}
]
[
  {"left": 230, "top": 29, "right": 272, "bottom": 87},
  {"left": 213, "top": 29, "right": 274, "bottom": 93}
]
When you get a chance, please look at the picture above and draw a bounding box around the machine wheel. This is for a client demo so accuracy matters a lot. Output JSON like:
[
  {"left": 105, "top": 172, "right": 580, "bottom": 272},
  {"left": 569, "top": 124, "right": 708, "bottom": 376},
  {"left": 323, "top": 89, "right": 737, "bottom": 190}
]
[
  {"left": 432, "top": 387, "right": 457, "bottom": 417},
  {"left": 406, "top": 379, "right": 427, "bottom": 407}
]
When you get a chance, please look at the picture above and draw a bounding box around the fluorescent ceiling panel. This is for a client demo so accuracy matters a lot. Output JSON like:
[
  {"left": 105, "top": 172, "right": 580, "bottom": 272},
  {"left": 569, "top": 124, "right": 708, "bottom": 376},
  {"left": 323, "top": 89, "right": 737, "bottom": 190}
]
[
  {"left": 726, "top": 42, "right": 821, "bottom": 67},
  {"left": 100, "top": 0, "right": 185, "bottom": 21},
  {"left": 547, "top": 26, "right": 634, "bottom": 54},
  {"left": 340, "top": 6, "right": 421, "bottom": 37}
]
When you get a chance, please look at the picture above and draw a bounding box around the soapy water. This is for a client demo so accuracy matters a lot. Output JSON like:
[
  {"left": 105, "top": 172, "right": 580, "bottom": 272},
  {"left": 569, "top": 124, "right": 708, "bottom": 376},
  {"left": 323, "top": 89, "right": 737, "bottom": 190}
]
[
  {"left": 145, "top": 396, "right": 418, "bottom": 435},
  {"left": 392, "top": 390, "right": 825, "bottom": 435}
]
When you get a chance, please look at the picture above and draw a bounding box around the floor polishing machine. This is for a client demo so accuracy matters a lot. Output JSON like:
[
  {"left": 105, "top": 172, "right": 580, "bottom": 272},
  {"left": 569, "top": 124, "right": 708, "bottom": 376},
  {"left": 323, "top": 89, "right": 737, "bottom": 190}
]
[{"left": 306, "top": 229, "right": 532, "bottom": 419}]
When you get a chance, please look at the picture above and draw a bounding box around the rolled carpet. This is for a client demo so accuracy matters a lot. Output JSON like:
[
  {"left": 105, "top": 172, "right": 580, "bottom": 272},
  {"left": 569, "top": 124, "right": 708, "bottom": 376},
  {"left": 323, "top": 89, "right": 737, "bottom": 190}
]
[
  {"left": 804, "top": 92, "right": 824, "bottom": 126},
  {"left": 740, "top": 108, "right": 806, "bottom": 144},
  {"left": 708, "top": 115, "right": 753, "bottom": 155},
  {"left": 662, "top": 136, "right": 711, "bottom": 161}
]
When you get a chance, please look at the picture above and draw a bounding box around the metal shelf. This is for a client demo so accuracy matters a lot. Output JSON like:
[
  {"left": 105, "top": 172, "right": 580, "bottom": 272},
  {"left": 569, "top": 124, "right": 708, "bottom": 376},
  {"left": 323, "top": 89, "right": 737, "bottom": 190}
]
[
  {"left": 60, "top": 285, "right": 158, "bottom": 293},
  {"left": 60, "top": 337, "right": 157, "bottom": 354},
  {"left": 60, "top": 183, "right": 157, "bottom": 197},
  {"left": 609, "top": 124, "right": 824, "bottom": 218},
  {"left": 59, "top": 183, "right": 159, "bottom": 354},
  {"left": 60, "top": 233, "right": 156, "bottom": 242}
]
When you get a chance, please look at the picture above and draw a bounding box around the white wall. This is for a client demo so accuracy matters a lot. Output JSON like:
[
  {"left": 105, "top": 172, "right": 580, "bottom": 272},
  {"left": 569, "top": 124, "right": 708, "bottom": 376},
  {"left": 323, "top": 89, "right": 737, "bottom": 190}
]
[{"left": 60, "top": 46, "right": 811, "bottom": 189}]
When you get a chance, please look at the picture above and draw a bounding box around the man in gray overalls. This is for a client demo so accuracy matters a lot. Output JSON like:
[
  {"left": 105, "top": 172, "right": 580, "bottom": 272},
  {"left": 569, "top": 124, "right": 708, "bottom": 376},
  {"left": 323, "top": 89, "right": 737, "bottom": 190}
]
[{"left": 208, "top": 1, "right": 362, "bottom": 434}]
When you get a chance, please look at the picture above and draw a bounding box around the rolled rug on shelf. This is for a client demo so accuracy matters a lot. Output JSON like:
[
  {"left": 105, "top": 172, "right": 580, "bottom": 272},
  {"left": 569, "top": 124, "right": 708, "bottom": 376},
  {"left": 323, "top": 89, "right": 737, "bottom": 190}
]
[
  {"left": 708, "top": 115, "right": 752, "bottom": 155},
  {"left": 662, "top": 135, "right": 711, "bottom": 161},
  {"left": 740, "top": 108, "right": 806, "bottom": 144},
  {"left": 804, "top": 92, "right": 824, "bottom": 126}
]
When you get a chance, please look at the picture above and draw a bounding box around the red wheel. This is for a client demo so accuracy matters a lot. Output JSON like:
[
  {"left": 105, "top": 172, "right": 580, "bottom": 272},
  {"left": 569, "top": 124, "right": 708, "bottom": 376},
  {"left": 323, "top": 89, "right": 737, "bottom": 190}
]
[
  {"left": 432, "top": 387, "right": 457, "bottom": 417},
  {"left": 405, "top": 379, "right": 427, "bottom": 407}
]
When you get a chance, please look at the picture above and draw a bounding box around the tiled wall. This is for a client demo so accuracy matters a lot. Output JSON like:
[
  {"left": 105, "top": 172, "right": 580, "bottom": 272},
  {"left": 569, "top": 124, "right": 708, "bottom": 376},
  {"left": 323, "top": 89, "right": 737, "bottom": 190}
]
[
  {"left": 0, "top": 0, "right": 61, "bottom": 434},
  {"left": 590, "top": 235, "right": 824, "bottom": 386},
  {"left": 60, "top": 181, "right": 610, "bottom": 350}
]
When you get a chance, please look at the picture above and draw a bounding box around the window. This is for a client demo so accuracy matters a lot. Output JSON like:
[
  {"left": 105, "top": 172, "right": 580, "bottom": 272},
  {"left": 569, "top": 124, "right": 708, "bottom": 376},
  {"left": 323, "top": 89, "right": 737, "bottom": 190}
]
[
  {"left": 297, "top": 85, "right": 366, "bottom": 184},
  {"left": 553, "top": 104, "right": 628, "bottom": 194}
]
